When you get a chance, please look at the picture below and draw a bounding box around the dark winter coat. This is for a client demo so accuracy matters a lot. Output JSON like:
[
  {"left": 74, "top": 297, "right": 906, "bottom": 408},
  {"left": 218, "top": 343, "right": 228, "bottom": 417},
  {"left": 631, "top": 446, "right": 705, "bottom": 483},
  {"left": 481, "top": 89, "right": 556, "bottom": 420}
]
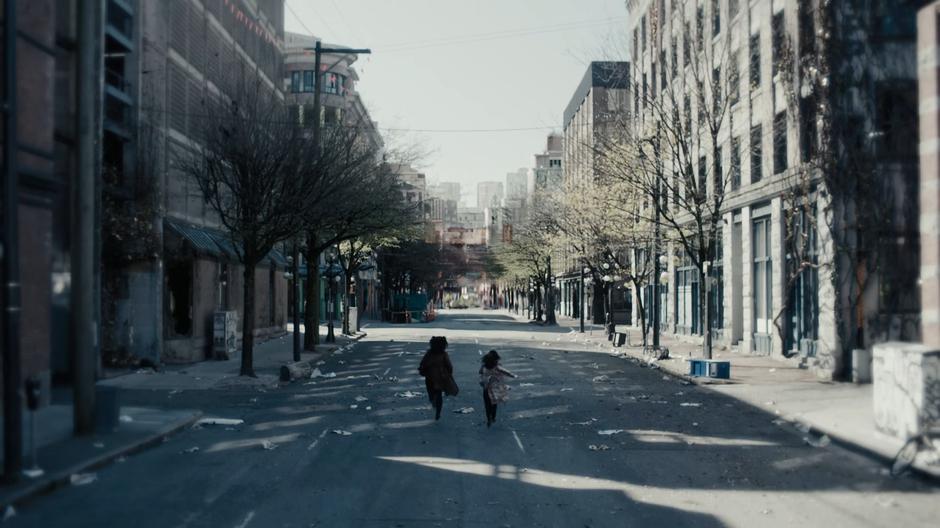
[{"left": 419, "top": 350, "right": 454, "bottom": 393}]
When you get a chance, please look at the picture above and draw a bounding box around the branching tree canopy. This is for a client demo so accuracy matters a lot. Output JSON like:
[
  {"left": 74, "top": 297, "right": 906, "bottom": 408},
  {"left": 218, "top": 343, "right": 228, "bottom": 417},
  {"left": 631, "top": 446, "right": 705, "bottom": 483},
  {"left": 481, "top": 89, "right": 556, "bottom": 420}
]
[{"left": 176, "top": 75, "right": 323, "bottom": 376}]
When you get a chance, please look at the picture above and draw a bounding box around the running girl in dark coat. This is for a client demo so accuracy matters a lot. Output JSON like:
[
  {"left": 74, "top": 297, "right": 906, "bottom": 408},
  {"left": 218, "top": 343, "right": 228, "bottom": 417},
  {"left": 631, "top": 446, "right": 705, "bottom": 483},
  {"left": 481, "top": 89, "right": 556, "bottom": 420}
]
[{"left": 418, "top": 336, "right": 454, "bottom": 420}]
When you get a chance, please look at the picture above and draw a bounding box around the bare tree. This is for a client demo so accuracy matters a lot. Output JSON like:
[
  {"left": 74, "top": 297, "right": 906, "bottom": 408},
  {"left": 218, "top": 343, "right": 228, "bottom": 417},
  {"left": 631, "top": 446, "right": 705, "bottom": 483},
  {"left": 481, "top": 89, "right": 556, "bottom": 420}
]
[{"left": 177, "top": 77, "right": 318, "bottom": 377}]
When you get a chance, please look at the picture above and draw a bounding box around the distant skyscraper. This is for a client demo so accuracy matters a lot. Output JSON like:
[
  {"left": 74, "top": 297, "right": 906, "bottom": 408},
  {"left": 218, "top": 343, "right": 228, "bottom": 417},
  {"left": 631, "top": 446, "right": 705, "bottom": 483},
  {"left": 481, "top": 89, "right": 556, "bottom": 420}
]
[
  {"left": 505, "top": 169, "right": 528, "bottom": 201},
  {"left": 476, "top": 181, "right": 504, "bottom": 209}
]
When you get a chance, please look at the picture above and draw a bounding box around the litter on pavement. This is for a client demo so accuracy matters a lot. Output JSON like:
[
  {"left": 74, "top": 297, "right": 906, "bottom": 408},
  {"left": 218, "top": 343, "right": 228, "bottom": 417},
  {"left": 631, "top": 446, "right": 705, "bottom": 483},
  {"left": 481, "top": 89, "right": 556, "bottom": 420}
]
[
  {"left": 569, "top": 418, "right": 598, "bottom": 426},
  {"left": 560, "top": 388, "right": 574, "bottom": 392},
  {"left": 453, "top": 407, "right": 475, "bottom": 414},
  {"left": 592, "top": 375, "right": 611, "bottom": 383},
  {"left": 261, "top": 440, "right": 279, "bottom": 450},
  {"left": 70, "top": 473, "right": 98, "bottom": 486},
  {"left": 804, "top": 434, "right": 832, "bottom": 448},
  {"left": 332, "top": 430, "right": 353, "bottom": 436},
  {"left": 196, "top": 417, "right": 245, "bottom": 426},
  {"left": 519, "top": 383, "right": 535, "bottom": 387},
  {"left": 597, "top": 429, "right": 624, "bottom": 436},
  {"left": 310, "top": 368, "right": 337, "bottom": 379},
  {"left": 395, "top": 391, "right": 422, "bottom": 399},
  {"left": 588, "top": 444, "right": 611, "bottom": 451},
  {"left": 680, "top": 402, "right": 702, "bottom": 407},
  {"left": 181, "top": 446, "right": 200, "bottom": 454},
  {"left": 354, "top": 395, "right": 369, "bottom": 402}
]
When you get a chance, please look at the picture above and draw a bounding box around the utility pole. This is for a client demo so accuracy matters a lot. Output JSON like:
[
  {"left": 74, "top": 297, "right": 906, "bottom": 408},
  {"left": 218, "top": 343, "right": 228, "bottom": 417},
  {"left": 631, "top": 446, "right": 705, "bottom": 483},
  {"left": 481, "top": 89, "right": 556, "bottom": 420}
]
[
  {"left": 73, "top": 0, "right": 102, "bottom": 437},
  {"left": 292, "top": 242, "right": 301, "bottom": 361},
  {"left": 2, "top": 0, "right": 23, "bottom": 481},
  {"left": 303, "top": 40, "right": 370, "bottom": 347}
]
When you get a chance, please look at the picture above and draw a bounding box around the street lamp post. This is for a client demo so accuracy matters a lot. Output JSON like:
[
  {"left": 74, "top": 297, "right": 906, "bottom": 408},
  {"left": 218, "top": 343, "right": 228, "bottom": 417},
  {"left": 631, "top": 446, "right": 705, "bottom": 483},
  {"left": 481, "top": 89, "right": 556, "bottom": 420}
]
[{"left": 325, "top": 251, "right": 338, "bottom": 343}]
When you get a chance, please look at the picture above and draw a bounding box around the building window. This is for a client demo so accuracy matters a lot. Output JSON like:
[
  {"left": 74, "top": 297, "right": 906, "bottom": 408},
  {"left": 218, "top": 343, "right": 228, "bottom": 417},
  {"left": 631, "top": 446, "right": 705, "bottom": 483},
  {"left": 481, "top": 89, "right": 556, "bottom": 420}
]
[
  {"left": 714, "top": 146, "right": 724, "bottom": 196},
  {"left": 772, "top": 12, "right": 784, "bottom": 78},
  {"left": 322, "top": 72, "right": 342, "bottom": 94},
  {"left": 774, "top": 111, "right": 787, "bottom": 174},
  {"left": 731, "top": 136, "right": 741, "bottom": 190},
  {"left": 729, "top": 50, "right": 741, "bottom": 105},
  {"left": 651, "top": 64, "right": 657, "bottom": 99},
  {"left": 696, "top": 6, "right": 704, "bottom": 50},
  {"left": 750, "top": 124, "right": 762, "bottom": 184},
  {"left": 785, "top": 205, "right": 818, "bottom": 354},
  {"left": 712, "top": 0, "right": 721, "bottom": 36},
  {"left": 683, "top": 95, "right": 692, "bottom": 135},
  {"left": 698, "top": 155, "right": 707, "bottom": 202},
  {"left": 641, "top": 15, "right": 647, "bottom": 52},
  {"left": 683, "top": 24, "right": 691, "bottom": 67},
  {"left": 729, "top": 0, "right": 739, "bottom": 20},
  {"left": 800, "top": 97, "right": 817, "bottom": 163},
  {"left": 752, "top": 214, "right": 773, "bottom": 338},
  {"left": 709, "top": 229, "right": 724, "bottom": 333},
  {"left": 712, "top": 65, "right": 721, "bottom": 115},
  {"left": 799, "top": 0, "right": 815, "bottom": 59},
  {"left": 291, "top": 71, "right": 302, "bottom": 93},
  {"left": 749, "top": 32, "right": 761, "bottom": 89},
  {"left": 876, "top": 80, "right": 918, "bottom": 160},
  {"left": 671, "top": 37, "right": 678, "bottom": 79},
  {"left": 675, "top": 252, "right": 700, "bottom": 335},
  {"left": 303, "top": 70, "right": 315, "bottom": 92},
  {"left": 872, "top": 0, "right": 916, "bottom": 40},
  {"left": 660, "top": 50, "right": 668, "bottom": 90}
]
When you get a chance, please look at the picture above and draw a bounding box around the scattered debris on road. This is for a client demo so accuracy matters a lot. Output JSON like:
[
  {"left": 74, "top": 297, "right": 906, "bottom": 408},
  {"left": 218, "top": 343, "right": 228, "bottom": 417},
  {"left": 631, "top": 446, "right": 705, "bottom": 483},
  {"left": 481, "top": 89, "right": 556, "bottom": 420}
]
[
  {"left": 804, "top": 433, "right": 831, "bottom": 448},
  {"left": 332, "top": 430, "right": 353, "bottom": 436},
  {"left": 196, "top": 417, "right": 245, "bottom": 427},
  {"left": 395, "top": 391, "right": 421, "bottom": 399},
  {"left": 261, "top": 440, "right": 279, "bottom": 450},
  {"left": 310, "top": 368, "right": 337, "bottom": 379},
  {"left": 70, "top": 473, "right": 98, "bottom": 486},
  {"left": 569, "top": 418, "right": 598, "bottom": 426},
  {"left": 597, "top": 429, "right": 624, "bottom": 436},
  {"left": 680, "top": 402, "right": 702, "bottom": 407},
  {"left": 181, "top": 446, "right": 200, "bottom": 454},
  {"left": 588, "top": 444, "right": 611, "bottom": 451},
  {"left": 519, "top": 383, "right": 535, "bottom": 387},
  {"left": 560, "top": 387, "right": 574, "bottom": 392},
  {"left": 355, "top": 395, "right": 369, "bottom": 402},
  {"left": 592, "top": 375, "right": 611, "bottom": 383},
  {"left": 453, "top": 407, "right": 474, "bottom": 414}
]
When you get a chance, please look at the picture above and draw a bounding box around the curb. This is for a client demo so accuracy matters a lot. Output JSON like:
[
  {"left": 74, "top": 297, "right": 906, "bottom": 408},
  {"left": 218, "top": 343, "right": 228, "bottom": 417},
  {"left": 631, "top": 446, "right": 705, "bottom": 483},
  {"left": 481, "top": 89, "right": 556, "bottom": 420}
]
[
  {"left": 0, "top": 410, "right": 202, "bottom": 510},
  {"left": 279, "top": 332, "right": 367, "bottom": 382}
]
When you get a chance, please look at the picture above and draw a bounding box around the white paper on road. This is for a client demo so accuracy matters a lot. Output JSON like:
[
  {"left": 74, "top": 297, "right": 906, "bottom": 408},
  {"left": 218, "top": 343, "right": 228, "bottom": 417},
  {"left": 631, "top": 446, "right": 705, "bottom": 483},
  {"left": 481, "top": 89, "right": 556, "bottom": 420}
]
[
  {"left": 597, "top": 429, "right": 624, "bottom": 436},
  {"left": 680, "top": 402, "right": 702, "bottom": 407},
  {"left": 196, "top": 417, "right": 245, "bottom": 426},
  {"left": 588, "top": 444, "right": 611, "bottom": 451},
  {"left": 332, "top": 429, "right": 353, "bottom": 436},
  {"left": 453, "top": 407, "right": 474, "bottom": 414},
  {"left": 181, "top": 446, "right": 200, "bottom": 454},
  {"left": 70, "top": 473, "right": 98, "bottom": 486},
  {"left": 519, "top": 383, "right": 535, "bottom": 387},
  {"left": 560, "top": 388, "right": 574, "bottom": 392},
  {"left": 354, "top": 395, "right": 369, "bottom": 402},
  {"left": 395, "top": 391, "right": 421, "bottom": 399},
  {"left": 261, "top": 440, "right": 279, "bottom": 450},
  {"left": 310, "top": 368, "right": 336, "bottom": 379},
  {"left": 592, "top": 375, "right": 611, "bottom": 383}
]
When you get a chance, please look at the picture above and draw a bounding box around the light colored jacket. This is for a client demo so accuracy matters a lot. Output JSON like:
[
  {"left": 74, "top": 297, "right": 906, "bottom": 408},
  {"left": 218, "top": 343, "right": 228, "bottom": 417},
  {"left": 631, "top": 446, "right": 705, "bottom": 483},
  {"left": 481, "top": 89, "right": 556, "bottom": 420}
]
[{"left": 479, "top": 365, "right": 516, "bottom": 403}]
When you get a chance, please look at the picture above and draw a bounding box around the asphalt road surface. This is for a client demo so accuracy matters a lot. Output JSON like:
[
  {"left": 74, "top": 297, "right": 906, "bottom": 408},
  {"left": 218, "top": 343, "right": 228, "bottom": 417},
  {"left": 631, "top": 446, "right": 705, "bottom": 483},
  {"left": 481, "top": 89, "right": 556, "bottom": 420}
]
[{"left": 10, "top": 310, "right": 940, "bottom": 527}]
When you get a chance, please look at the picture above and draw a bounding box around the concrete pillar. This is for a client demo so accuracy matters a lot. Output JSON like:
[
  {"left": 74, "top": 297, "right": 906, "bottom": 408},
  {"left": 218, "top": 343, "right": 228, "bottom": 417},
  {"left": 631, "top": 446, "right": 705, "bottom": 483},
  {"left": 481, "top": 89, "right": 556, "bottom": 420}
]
[
  {"left": 742, "top": 206, "right": 754, "bottom": 354},
  {"left": 919, "top": 2, "right": 940, "bottom": 347},
  {"left": 816, "top": 191, "right": 841, "bottom": 379},
  {"left": 722, "top": 211, "right": 734, "bottom": 344}
]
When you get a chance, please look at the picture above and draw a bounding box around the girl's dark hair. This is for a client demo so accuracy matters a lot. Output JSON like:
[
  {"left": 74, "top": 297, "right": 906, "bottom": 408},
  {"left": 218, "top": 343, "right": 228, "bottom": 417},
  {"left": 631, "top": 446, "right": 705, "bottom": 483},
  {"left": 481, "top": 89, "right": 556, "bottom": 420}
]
[
  {"left": 482, "top": 350, "right": 500, "bottom": 369},
  {"left": 429, "top": 336, "right": 448, "bottom": 354}
]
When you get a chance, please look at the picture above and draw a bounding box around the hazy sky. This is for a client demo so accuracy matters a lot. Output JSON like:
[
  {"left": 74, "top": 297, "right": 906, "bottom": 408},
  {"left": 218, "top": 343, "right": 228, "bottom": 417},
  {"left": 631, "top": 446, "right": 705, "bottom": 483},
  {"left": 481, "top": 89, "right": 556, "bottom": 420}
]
[{"left": 284, "top": 0, "right": 628, "bottom": 206}]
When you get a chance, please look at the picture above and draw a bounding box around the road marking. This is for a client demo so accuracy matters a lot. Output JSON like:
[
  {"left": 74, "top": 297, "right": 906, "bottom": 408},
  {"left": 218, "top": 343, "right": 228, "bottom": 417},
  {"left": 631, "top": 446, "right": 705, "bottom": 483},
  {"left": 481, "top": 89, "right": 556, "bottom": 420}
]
[
  {"left": 512, "top": 430, "right": 525, "bottom": 454},
  {"left": 233, "top": 511, "right": 255, "bottom": 528},
  {"left": 307, "top": 428, "right": 329, "bottom": 451}
]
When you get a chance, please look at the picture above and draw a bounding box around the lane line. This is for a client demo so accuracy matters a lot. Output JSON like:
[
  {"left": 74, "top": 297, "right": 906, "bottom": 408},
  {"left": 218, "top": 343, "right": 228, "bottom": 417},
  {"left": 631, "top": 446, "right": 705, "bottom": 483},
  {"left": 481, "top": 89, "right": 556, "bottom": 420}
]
[
  {"left": 233, "top": 511, "right": 255, "bottom": 528},
  {"left": 308, "top": 428, "right": 329, "bottom": 451},
  {"left": 512, "top": 430, "right": 526, "bottom": 454}
]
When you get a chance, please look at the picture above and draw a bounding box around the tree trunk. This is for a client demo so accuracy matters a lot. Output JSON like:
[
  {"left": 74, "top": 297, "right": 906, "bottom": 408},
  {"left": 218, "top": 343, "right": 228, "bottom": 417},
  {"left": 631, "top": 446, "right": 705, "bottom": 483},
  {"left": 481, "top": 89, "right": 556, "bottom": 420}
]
[
  {"left": 545, "top": 284, "right": 557, "bottom": 325},
  {"left": 303, "top": 237, "right": 321, "bottom": 350},
  {"left": 635, "top": 284, "right": 647, "bottom": 347},
  {"left": 241, "top": 261, "right": 257, "bottom": 377},
  {"left": 342, "top": 274, "right": 352, "bottom": 335}
]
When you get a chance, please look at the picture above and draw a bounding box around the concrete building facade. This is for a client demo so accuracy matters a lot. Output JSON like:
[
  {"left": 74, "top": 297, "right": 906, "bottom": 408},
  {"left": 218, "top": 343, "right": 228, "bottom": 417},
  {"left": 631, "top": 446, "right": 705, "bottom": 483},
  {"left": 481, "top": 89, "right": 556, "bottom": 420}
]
[{"left": 623, "top": 0, "right": 922, "bottom": 379}]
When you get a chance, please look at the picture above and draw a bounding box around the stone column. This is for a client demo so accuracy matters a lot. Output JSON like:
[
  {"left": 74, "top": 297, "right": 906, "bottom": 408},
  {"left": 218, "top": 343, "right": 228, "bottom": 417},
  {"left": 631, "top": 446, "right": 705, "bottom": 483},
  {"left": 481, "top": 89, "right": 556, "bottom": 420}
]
[{"left": 919, "top": 2, "right": 940, "bottom": 347}]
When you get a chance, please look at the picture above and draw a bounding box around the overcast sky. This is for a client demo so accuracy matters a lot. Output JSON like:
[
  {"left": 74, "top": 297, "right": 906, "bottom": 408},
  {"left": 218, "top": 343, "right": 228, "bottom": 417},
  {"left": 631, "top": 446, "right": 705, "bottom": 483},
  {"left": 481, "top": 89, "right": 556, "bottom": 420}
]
[{"left": 284, "top": 0, "right": 628, "bottom": 207}]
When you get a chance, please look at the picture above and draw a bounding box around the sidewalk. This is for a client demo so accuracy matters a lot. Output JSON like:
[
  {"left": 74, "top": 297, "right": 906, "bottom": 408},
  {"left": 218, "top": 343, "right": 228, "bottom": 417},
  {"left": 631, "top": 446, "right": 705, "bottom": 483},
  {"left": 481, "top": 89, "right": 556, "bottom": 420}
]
[
  {"left": 509, "top": 309, "right": 938, "bottom": 480},
  {"left": 0, "top": 405, "right": 200, "bottom": 510},
  {"left": 100, "top": 324, "right": 366, "bottom": 392},
  {"left": 0, "top": 324, "right": 366, "bottom": 510}
]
